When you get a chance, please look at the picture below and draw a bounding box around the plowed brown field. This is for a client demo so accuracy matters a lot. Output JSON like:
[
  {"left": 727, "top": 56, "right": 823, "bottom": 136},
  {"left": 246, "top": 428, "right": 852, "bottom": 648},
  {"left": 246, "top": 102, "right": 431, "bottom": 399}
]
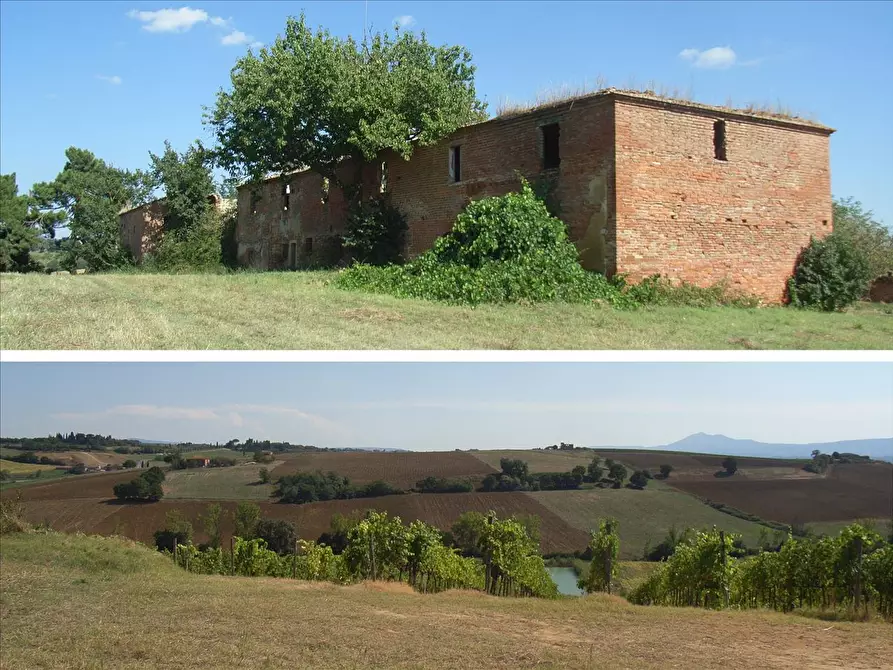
[
  {"left": 17, "top": 492, "right": 589, "bottom": 554},
  {"left": 271, "top": 450, "right": 497, "bottom": 488},
  {"left": 671, "top": 462, "right": 893, "bottom": 524}
]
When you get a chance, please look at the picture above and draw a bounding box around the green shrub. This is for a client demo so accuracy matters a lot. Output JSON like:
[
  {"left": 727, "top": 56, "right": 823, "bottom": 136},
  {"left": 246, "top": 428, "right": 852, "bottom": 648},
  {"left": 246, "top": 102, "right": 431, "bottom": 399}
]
[
  {"left": 343, "top": 196, "right": 407, "bottom": 266},
  {"left": 787, "top": 233, "right": 872, "bottom": 311},
  {"left": 143, "top": 211, "right": 223, "bottom": 272},
  {"left": 337, "top": 181, "right": 760, "bottom": 308}
]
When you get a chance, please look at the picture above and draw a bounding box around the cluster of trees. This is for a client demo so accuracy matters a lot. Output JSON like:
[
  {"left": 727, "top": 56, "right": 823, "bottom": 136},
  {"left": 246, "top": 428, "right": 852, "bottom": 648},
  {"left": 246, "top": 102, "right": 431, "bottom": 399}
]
[
  {"left": 414, "top": 476, "right": 473, "bottom": 493},
  {"left": 2, "top": 14, "right": 486, "bottom": 274},
  {"left": 480, "top": 456, "right": 653, "bottom": 492},
  {"left": 5, "top": 452, "right": 67, "bottom": 467},
  {"left": 275, "top": 471, "right": 402, "bottom": 504},
  {"left": 112, "top": 467, "right": 165, "bottom": 502},
  {"left": 0, "top": 434, "right": 140, "bottom": 452},
  {"left": 804, "top": 450, "right": 872, "bottom": 474},
  {"left": 629, "top": 523, "right": 893, "bottom": 618}
]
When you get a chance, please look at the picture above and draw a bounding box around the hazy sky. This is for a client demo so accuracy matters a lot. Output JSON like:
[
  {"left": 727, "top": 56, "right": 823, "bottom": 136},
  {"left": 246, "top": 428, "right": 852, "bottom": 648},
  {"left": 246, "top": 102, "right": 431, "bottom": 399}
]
[
  {"left": 1, "top": 1, "right": 891, "bottom": 226},
  {"left": 1, "top": 362, "right": 890, "bottom": 450}
]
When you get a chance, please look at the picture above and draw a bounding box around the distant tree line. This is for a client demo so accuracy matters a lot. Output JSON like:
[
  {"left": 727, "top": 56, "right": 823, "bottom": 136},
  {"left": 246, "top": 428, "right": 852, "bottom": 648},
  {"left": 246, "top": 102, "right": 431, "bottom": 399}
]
[
  {"left": 275, "top": 471, "right": 403, "bottom": 504},
  {"left": 0, "top": 433, "right": 141, "bottom": 452}
]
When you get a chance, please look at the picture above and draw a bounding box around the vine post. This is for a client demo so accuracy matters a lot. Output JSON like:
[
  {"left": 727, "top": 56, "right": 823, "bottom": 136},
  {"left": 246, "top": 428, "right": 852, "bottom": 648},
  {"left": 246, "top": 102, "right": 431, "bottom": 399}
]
[{"left": 720, "top": 530, "right": 729, "bottom": 608}]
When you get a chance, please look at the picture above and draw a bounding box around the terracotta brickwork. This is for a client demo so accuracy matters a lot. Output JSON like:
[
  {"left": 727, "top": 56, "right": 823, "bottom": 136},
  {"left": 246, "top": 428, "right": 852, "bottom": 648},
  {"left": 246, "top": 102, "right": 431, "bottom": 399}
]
[
  {"left": 613, "top": 96, "right": 833, "bottom": 301},
  {"left": 235, "top": 90, "right": 833, "bottom": 301}
]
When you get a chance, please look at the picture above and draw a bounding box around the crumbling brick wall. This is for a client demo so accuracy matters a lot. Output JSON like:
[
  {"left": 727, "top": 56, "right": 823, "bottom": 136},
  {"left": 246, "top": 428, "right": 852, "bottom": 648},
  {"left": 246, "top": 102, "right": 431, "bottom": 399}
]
[
  {"left": 613, "top": 98, "right": 832, "bottom": 302},
  {"left": 119, "top": 200, "right": 166, "bottom": 262},
  {"left": 234, "top": 91, "right": 833, "bottom": 302},
  {"left": 385, "top": 95, "right": 616, "bottom": 273}
]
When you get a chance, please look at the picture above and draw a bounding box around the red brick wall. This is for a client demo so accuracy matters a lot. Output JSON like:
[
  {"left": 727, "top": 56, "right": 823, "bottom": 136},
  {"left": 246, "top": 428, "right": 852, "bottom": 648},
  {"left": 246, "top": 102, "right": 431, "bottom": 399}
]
[
  {"left": 386, "top": 96, "right": 616, "bottom": 271},
  {"left": 613, "top": 99, "right": 832, "bottom": 302},
  {"left": 235, "top": 161, "right": 369, "bottom": 268},
  {"left": 119, "top": 200, "right": 166, "bottom": 262}
]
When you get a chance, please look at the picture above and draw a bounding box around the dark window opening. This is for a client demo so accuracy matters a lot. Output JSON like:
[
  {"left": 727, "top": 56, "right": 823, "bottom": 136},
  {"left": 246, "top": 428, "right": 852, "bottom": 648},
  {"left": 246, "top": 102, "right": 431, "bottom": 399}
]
[
  {"left": 450, "top": 146, "right": 461, "bottom": 182},
  {"left": 288, "top": 241, "right": 297, "bottom": 269},
  {"left": 713, "top": 120, "right": 727, "bottom": 161},
  {"left": 542, "top": 123, "right": 560, "bottom": 169},
  {"left": 282, "top": 183, "right": 290, "bottom": 211},
  {"left": 321, "top": 177, "right": 330, "bottom": 204},
  {"left": 303, "top": 237, "right": 313, "bottom": 254},
  {"left": 380, "top": 161, "right": 389, "bottom": 193},
  {"left": 281, "top": 243, "right": 289, "bottom": 265}
]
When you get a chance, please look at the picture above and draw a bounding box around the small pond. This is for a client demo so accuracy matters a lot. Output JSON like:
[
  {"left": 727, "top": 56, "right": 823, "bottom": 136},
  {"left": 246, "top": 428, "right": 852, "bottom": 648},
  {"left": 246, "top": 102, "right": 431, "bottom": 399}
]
[{"left": 546, "top": 567, "right": 585, "bottom": 596}]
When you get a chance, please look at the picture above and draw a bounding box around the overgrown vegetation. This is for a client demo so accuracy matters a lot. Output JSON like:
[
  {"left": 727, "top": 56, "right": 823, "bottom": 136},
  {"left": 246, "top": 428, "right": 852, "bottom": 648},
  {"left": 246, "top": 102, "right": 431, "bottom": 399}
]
[
  {"left": 337, "top": 181, "right": 760, "bottom": 307},
  {"left": 343, "top": 197, "right": 408, "bottom": 266},
  {"left": 144, "top": 141, "right": 222, "bottom": 271},
  {"left": 629, "top": 523, "right": 893, "bottom": 620},
  {"left": 788, "top": 232, "right": 872, "bottom": 311}
]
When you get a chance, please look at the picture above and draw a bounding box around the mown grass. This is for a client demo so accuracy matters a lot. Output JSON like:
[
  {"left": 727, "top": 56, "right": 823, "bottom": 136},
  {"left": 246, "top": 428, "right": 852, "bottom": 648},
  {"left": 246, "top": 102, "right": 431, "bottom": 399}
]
[
  {"left": 2, "top": 531, "right": 890, "bottom": 669},
  {"left": 2, "top": 272, "right": 891, "bottom": 349},
  {"left": 530, "top": 488, "right": 774, "bottom": 559},
  {"left": 163, "top": 463, "right": 276, "bottom": 500}
]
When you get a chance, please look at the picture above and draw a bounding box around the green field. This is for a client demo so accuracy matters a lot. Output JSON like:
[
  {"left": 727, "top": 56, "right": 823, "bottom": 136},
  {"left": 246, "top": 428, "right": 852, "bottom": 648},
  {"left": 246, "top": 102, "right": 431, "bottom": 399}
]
[
  {"left": 163, "top": 463, "right": 277, "bottom": 500},
  {"left": 0, "top": 459, "right": 59, "bottom": 475},
  {"left": 2, "top": 272, "right": 891, "bottom": 349},
  {"left": 0, "top": 468, "right": 70, "bottom": 491},
  {"left": 530, "top": 488, "right": 774, "bottom": 559},
  {"left": 2, "top": 531, "right": 890, "bottom": 670}
]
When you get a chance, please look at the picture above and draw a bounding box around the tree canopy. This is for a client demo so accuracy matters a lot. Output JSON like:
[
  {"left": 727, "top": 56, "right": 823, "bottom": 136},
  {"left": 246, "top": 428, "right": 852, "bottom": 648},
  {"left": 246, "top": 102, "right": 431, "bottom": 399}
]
[
  {"left": 30, "top": 147, "right": 152, "bottom": 270},
  {"left": 0, "top": 173, "right": 42, "bottom": 272},
  {"left": 207, "top": 14, "right": 487, "bottom": 186}
]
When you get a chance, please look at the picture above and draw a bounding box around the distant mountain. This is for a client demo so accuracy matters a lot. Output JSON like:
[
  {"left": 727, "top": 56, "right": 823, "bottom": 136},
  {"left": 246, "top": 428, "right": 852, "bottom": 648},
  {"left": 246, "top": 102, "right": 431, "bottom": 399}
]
[{"left": 653, "top": 433, "right": 893, "bottom": 461}]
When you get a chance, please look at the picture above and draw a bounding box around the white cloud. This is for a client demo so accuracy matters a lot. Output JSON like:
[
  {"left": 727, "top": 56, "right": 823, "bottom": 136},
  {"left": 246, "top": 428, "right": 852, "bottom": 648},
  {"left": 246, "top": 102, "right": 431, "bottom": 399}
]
[
  {"left": 209, "top": 16, "right": 231, "bottom": 28},
  {"left": 394, "top": 15, "right": 415, "bottom": 28},
  {"left": 679, "top": 46, "right": 738, "bottom": 70},
  {"left": 96, "top": 75, "right": 123, "bottom": 85},
  {"left": 221, "top": 30, "right": 250, "bottom": 46},
  {"left": 127, "top": 7, "right": 210, "bottom": 33},
  {"left": 249, "top": 41, "right": 264, "bottom": 50}
]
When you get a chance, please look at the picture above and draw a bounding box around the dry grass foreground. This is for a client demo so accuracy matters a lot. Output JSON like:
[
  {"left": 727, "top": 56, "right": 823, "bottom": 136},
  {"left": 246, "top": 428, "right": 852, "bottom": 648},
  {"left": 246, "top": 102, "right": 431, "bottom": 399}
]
[
  {"left": 2, "top": 532, "right": 891, "bottom": 670},
  {"left": 2, "top": 272, "right": 891, "bottom": 349}
]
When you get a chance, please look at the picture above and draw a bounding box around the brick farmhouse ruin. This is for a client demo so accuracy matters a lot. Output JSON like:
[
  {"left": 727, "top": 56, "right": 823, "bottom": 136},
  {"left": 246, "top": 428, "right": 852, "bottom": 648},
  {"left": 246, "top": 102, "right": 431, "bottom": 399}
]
[
  {"left": 124, "top": 89, "right": 835, "bottom": 302},
  {"left": 119, "top": 194, "right": 234, "bottom": 263}
]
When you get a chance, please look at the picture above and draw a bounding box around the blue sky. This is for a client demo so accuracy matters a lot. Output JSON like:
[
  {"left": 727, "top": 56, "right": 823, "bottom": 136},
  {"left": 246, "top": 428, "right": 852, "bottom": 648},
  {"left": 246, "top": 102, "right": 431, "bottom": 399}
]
[
  {"left": 1, "top": 1, "right": 892, "bottom": 226},
  {"left": 1, "top": 363, "right": 890, "bottom": 449}
]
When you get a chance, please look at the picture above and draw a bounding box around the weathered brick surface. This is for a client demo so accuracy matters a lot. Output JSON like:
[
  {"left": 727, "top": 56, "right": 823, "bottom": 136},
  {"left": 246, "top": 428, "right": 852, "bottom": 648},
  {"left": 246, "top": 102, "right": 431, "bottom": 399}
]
[
  {"left": 235, "top": 91, "right": 833, "bottom": 301},
  {"left": 119, "top": 200, "right": 166, "bottom": 262},
  {"left": 614, "top": 98, "right": 832, "bottom": 302}
]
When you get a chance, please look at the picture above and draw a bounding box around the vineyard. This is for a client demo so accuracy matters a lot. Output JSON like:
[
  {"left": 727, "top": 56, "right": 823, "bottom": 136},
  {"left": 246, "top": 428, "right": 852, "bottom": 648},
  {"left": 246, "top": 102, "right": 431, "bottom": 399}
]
[
  {"left": 627, "top": 523, "right": 893, "bottom": 619},
  {"left": 168, "top": 510, "right": 558, "bottom": 598}
]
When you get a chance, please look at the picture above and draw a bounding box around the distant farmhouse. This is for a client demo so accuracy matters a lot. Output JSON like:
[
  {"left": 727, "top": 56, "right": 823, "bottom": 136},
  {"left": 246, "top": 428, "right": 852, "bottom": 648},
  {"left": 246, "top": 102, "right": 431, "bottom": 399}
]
[{"left": 123, "top": 88, "right": 835, "bottom": 302}]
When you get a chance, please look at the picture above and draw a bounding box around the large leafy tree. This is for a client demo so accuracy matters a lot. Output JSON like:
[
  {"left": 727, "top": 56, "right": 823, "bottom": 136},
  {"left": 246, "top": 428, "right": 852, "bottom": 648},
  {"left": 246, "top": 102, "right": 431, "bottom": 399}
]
[
  {"left": 207, "top": 14, "right": 487, "bottom": 188},
  {"left": 0, "top": 174, "right": 39, "bottom": 272},
  {"left": 148, "top": 141, "right": 221, "bottom": 268},
  {"left": 831, "top": 197, "right": 892, "bottom": 280},
  {"left": 30, "top": 147, "right": 152, "bottom": 271}
]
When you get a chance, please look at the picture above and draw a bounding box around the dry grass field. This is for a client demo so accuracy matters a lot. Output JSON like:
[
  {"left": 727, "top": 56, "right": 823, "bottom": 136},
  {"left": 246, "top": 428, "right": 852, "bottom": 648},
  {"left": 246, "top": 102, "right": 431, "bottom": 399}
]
[
  {"left": 3, "top": 272, "right": 892, "bottom": 350},
  {"left": 0, "top": 459, "right": 60, "bottom": 475},
  {"left": 272, "top": 450, "right": 497, "bottom": 489},
  {"left": 162, "top": 462, "right": 279, "bottom": 500},
  {"left": 3, "top": 532, "right": 891, "bottom": 670},
  {"left": 672, "top": 462, "right": 893, "bottom": 525}
]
